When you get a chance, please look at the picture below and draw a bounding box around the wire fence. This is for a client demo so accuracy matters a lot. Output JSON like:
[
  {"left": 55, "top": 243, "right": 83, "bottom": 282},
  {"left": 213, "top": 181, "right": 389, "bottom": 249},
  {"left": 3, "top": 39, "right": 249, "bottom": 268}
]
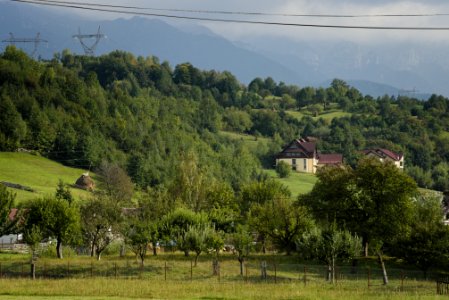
[{"left": 0, "top": 258, "right": 444, "bottom": 294}]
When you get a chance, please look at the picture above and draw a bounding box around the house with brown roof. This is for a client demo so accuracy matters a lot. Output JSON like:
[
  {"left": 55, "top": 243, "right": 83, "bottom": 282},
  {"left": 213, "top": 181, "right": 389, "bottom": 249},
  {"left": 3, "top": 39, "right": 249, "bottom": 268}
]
[
  {"left": 276, "top": 137, "right": 343, "bottom": 174},
  {"left": 362, "top": 148, "right": 404, "bottom": 169}
]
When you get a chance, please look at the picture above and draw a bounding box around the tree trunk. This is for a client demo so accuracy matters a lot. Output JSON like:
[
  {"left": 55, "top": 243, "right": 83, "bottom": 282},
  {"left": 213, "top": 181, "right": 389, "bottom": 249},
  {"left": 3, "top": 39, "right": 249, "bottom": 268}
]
[
  {"left": 363, "top": 239, "right": 369, "bottom": 257},
  {"left": 377, "top": 251, "right": 388, "bottom": 285},
  {"left": 331, "top": 257, "right": 335, "bottom": 284},
  {"left": 212, "top": 259, "right": 219, "bottom": 276},
  {"left": 56, "top": 239, "right": 63, "bottom": 259},
  {"left": 90, "top": 242, "right": 96, "bottom": 257},
  {"left": 239, "top": 258, "right": 244, "bottom": 276},
  {"left": 327, "top": 264, "right": 332, "bottom": 282},
  {"left": 96, "top": 251, "right": 101, "bottom": 261},
  {"left": 152, "top": 242, "right": 158, "bottom": 256},
  {"left": 351, "top": 258, "right": 358, "bottom": 274},
  {"left": 194, "top": 254, "right": 199, "bottom": 267},
  {"left": 184, "top": 250, "right": 190, "bottom": 257}
]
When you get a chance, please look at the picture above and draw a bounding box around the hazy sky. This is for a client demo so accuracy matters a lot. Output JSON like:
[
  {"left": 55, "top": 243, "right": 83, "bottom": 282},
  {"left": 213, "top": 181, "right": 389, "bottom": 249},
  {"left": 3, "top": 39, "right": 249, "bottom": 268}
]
[{"left": 11, "top": 0, "right": 449, "bottom": 43}]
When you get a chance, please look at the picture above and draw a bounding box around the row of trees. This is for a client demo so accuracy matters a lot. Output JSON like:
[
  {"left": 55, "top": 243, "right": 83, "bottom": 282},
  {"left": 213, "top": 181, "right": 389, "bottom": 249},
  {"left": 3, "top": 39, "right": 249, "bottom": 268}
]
[{"left": 2, "top": 158, "right": 448, "bottom": 283}]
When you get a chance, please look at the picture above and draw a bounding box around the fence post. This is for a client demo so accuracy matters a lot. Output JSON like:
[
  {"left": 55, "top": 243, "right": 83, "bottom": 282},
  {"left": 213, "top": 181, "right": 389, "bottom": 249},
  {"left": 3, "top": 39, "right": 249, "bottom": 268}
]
[
  {"left": 245, "top": 263, "right": 248, "bottom": 283},
  {"left": 30, "top": 262, "right": 35, "bottom": 280},
  {"left": 367, "top": 268, "right": 371, "bottom": 289},
  {"left": 304, "top": 266, "right": 307, "bottom": 286},
  {"left": 260, "top": 261, "right": 267, "bottom": 280},
  {"left": 401, "top": 270, "right": 404, "bottom": 291},
  {"left": 90, "top": 262, "right": 93, "bottom": 278},
  {"left": 274, "top": 262, "right": 277, "bottom": 284},
  {"left": 164, "top": 261, "right": 167, "bottom": 281},
  {"left": 67, "top": 261, "right": 70, "bottom": 278},
  {"left": 190, "top": 260, "right": 193, "bottom": 281},
  {"left": 21, "top": 263, "right": 24, "bottom": 277},
  {"left": 0, "top": 262, "right": 2, "bottom": 279},
  {"left": 114, "top": 262, "right": 117, "bottom": 279}
]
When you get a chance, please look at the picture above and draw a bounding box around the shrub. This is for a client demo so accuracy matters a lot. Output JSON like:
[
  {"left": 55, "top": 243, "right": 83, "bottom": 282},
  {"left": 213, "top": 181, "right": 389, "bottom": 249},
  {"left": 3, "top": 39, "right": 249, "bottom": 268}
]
[{"left": 276, "top": 161, "right": 291, "bottom": 178}]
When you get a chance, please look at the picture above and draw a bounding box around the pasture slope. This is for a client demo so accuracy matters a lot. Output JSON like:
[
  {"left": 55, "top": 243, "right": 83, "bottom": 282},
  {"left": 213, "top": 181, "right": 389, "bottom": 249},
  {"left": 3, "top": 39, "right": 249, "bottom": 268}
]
[{"left": 0, "top": 152, "right": 94, "bottom": 203}]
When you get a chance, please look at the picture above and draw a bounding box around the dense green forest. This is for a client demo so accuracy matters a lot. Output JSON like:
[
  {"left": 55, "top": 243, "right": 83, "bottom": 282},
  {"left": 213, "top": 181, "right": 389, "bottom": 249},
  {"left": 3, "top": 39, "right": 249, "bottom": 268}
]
[
  {"left": 1, "top": 46, "right": 449, "bottom": 191},
  {"left": 2, "top": 46, "right": 449, "bottom": 281}
]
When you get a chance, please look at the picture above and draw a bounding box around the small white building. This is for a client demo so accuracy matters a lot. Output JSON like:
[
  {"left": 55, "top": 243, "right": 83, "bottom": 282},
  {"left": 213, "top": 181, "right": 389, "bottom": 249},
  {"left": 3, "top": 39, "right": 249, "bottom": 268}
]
[{"left": 362, "top": 148, "right": 404, "bottom": 169}]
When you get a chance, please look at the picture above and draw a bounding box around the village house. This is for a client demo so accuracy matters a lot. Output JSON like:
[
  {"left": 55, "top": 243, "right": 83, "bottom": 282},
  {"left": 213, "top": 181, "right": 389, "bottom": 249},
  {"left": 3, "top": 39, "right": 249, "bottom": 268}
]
[
  {"left": 276, "top": 138, "right": 405, "bottom": 174},
  {"left": 361, "top": 148, "right": 404, "bottom": 170},
  {"left": 275, "top": 137, "right": 343, "bottom": 174}
]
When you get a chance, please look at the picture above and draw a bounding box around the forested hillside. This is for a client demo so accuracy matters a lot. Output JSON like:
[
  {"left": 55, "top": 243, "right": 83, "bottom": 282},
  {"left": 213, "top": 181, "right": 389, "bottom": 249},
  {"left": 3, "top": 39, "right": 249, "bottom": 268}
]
[{"left": 1, "top": 46, "right": 449, "bottom": 192}]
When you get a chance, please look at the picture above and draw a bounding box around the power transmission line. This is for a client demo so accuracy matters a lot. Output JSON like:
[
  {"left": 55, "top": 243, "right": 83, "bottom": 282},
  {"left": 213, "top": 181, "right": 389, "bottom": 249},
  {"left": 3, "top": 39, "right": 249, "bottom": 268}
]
[
  {"left": 21, "top": 0, "right": 449, "bottom": 18},
  {"left": 72, "top": 26, "right": 106, "bottom": 56},
  {"left": 1, "top": 32, "right": 48, "bottom": 57},
  {"left": 12, "top": 0, "right": 449, "bottom": 31}
]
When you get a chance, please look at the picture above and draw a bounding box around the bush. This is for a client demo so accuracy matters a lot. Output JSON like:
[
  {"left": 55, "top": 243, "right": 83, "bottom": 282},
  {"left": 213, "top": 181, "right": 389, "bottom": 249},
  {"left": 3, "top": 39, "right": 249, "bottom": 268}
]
[{"left": 276, "top": 161, "right": 291, "bottom": 178}]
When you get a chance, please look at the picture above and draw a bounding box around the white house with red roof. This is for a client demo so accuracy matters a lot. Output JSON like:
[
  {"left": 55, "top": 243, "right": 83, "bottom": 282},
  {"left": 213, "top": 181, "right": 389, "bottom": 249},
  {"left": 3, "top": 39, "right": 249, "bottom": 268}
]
[{"left": 362, "top": 148, "right": 404, "bottom": 169}]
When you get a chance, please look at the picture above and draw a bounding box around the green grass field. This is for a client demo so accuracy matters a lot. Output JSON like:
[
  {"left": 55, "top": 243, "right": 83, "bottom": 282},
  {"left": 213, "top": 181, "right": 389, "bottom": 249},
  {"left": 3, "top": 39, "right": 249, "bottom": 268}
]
[
  {"left": 0, "top": 152, "right": 94, "bottom": 203},
  {"left": 265, "top": 169, "right": 317, "bottom": 198},
  {"left": 0, "top": 251, "right": 441, "bottom": 300},
  {"left": 286, "top": 108, "right": 352, "bottom": 122},
  {"left": 0, "top": 279, "right": 440, "bottom": 300},
  {"left": 220, "top": 131, "right": 270, "bottom": 151}
]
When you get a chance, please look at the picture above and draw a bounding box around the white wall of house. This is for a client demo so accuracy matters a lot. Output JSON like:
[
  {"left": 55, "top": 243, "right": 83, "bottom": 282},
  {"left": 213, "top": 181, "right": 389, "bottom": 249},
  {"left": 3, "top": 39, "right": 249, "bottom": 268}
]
[{"left": 0, "top": 234, "right": 22, "bottom": 244}]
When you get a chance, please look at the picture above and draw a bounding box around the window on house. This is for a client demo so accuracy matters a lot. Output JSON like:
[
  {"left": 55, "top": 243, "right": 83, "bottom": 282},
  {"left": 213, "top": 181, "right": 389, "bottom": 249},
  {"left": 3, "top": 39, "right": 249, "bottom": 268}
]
[
  {"left": 400, "top": 161, "right": 403, "bottom": 167},
  {"left": 303, "top": 159, "right": 307, "bottom": 170},
  {"left": 292, "top": 159, "right": 296, "bottom": 170}
]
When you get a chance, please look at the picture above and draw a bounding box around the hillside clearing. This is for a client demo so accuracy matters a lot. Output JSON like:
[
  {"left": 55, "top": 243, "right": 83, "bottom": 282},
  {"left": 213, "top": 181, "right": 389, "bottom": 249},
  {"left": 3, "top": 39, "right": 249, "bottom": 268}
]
[
  {"left": 220, "top": 130, "right": 270, "bottom": 151},
  {"left": 286, "top": 108, "right": 352, "bottom": 122},
  {"left": 0, "top": 152, "right": 94, "bottom": 203}
]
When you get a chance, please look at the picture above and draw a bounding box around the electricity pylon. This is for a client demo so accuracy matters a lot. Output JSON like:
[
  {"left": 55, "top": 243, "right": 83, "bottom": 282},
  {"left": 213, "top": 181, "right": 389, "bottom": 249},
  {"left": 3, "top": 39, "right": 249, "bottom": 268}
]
[
  {"left": 1, "top": 32, "right": 48, "bottom": 58},
  {"left": 72, "top": 26, "right": 105, "bottom": 56}
]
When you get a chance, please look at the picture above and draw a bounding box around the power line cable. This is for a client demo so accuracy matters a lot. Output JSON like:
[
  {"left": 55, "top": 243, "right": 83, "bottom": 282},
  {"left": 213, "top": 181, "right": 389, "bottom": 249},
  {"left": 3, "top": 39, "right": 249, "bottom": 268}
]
[
  {"left": 12, "top": 0, "right": 449, "bottom": 30},
  {"left": 24, "top": 0, "right": 449, "bottom": 18}
]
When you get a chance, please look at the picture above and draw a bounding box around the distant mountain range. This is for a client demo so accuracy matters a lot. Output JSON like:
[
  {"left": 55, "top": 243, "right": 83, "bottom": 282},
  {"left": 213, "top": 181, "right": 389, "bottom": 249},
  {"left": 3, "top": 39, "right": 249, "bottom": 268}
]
[{"left": 0, "top": 1, "right": 446, "bottom": 98}]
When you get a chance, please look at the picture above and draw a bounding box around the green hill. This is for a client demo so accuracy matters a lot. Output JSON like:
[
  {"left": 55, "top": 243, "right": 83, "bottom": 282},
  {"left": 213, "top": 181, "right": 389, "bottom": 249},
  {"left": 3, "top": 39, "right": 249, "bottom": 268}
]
[{"left": 0, "top": 152, "right": 95, "bottom": 203}]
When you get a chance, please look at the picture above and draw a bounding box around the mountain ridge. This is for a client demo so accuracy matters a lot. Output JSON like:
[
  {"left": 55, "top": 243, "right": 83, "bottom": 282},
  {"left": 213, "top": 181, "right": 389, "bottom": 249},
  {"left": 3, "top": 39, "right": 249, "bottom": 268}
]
[{"left": 1, "top": 1, "right": 447, "bottom": 97}]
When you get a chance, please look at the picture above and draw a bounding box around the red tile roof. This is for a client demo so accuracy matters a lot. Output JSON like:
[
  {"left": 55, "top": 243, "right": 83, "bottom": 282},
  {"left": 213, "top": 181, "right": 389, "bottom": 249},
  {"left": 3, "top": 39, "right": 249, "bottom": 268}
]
[
  {"left": 318, "top": 154, "right": 343, "bottom": 165},
  {"left": 362, "top": 149, "right": 403, "bottom": 161},
  {"left": 8, "top": 208, "right": 18, "bottom": 221}
]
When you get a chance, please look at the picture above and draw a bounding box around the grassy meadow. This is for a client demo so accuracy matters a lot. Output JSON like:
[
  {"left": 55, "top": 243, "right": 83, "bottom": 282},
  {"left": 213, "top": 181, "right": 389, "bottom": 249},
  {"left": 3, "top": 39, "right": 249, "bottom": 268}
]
[
  {"left": 0, "top": 278, "right": 441, "bottom": 300},
  {"left": 220, "top": 131, "right": 271, "bottom": 152},
  {"left": 265, "top": 169, "right": 317, "bottom": 198},
  {"left": 0, "top": 251, "right": 442, "bottom": 300},
  {"left": 285, "top": 107, "right": 352, "bottom": 122},
  {"left": 0, "top": 152, "right": 94, "bottom": 203}
]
